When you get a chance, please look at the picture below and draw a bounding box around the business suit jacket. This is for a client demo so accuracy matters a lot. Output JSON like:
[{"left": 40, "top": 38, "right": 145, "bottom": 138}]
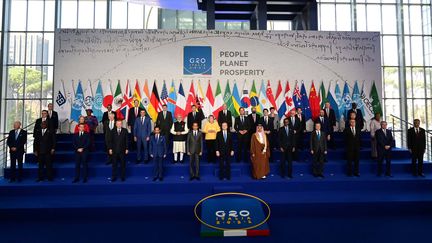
[
  {"left": 7, "top": 129, "right": 27, "bottom": 155},
  {"left": 187, "top": 110, "right": 204, "bottom": 129},
  {"left": 109, "top": 128, "right": 129, "bottom": 153},
  {"left": 149, "top": 134, "right": 167, "bottom": 157},
  {"left": 324, "top": 108, "right": 336, "bottom": 127},
  {"left": 133, "top": 116, "right": 152, "bottom": 139},
  {"left": 34, "top": 129, "right": 56, "bottom": 154},
  {"left": 128, "top": 107, "right": 143, "bottom": 127},
  {"left": 103, "top": 120, "right": 116, "bottom": 146},
  {"left": 375, "top": 129, "right": 393, "bottom": 154},
  {"left": 187, "top": 131, "right": 203, "bottom": 154},
  {"left": 407, "top": 127, "right": 426, "bottom": 154},
  {"left": 310, "top": 130, "right": 327, "bottom": 153},
  {"left": 247, "top": 113, "right": 261, "bottom": 132},
  {"left": 33, "top": 118, "right": 52, "bottom": 137},
  {"left": 278, "top": 126, "right": 295, "bottom": 150},
  {"left": 288, "top": 116, "right": 300, "bottom": 132},
  {"left": 156, "top": 111, "right": 173, "bottom": 135},
  {"left": 259, "top": 116, "right": 274, "bottom": 132},
  {"left": 48, "top": 110, "right": 59, "bottom": 130},
  {"left": 347, "top": 108, "right": 364, "bottom": 130},
  {"left": 217, "top": 110, "right": 232, "bottom": 128},
  {"left": 234, "top": 116, "right": 250, "bottom": 132},
  {"left": 297, "top": 114, "right": 306, "bottom": 131},
  {"left": 102, "top": 111, "right": 117, "bottom": 123},
  {"left": 73, "top": 132, "right": 90, "bottom": 152},
  {"left": 344, "top": 126, "right": 361, "bottom": 154},
  {"left": 315, "top": 116, "right": 331, "bottom": 134},
  {"left": 215, "top": 130, "right": 234, "bottom": 156}
]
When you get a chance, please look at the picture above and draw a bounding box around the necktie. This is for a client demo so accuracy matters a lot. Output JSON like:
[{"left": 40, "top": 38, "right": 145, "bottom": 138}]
[
  {"left": 15, "top": 130, "right": 19, "bottom": 140},
  {"left": 416, "top": 128, "right": 419, "bottom": 135},
  {"left": 223, "top": 131, "right": 227, "bottom": 142},
  {"left": 317, "top": 131, "right": 320, "bottom": 140},
  {"left": 321, "top": 117, "right": 323, "bottom": 123},
  {"left": 118, "top": 129, "right": 121, "bottom": 135},
  {"left": 352, "top": 127, "right": 355, "bottom": 136},
  {"left": 135, "top": 108, "right": 138, "bottom": 117},
  {"left": 194, "top": 131, "right": 197, "bottom": 138},
  {"left": 224, "top": 111, "right": 226, "bottom": 116},
  {"left": 42, "top": 129, "right": 45, "bottom": 136},
  {"left": 265, "top": 117, "right": 267, "bottom": 124},
  {"left": 326, "top": 109, "right": 329, "bottom": 117},
  {"left": 141, "top": 117, "right": 144, "bottom": 124},
  {"left": 291, "top": 117, "right": 294, "bottom": 125},
  {"left": 110, "top": 121, "right": 113, "bottom": 129},
  {"left": 193, "top": 112, "right": 196, "bottom": 118},
  {"left": 241, "top": 116, "right": 244, "bottom": 123},
  {"left": 285, "top": 126, "right": 289, "bottom": 136},
  {"left": 383, "top": 129, "right": 386, "bottom": 137},
  {"left": 49, "top": 111, "right": 52, "bottom": 118},
  {"left": 80, "top": 132, "right": 82, "bottom": 137},
  {"left": 156, "top": 135, "right": 159, "bottom": 142}
]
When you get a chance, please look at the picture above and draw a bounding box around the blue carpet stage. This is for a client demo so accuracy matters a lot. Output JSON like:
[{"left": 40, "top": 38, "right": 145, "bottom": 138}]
[{"left": 1, "top": 132, "right": 432, "bottom": 242}]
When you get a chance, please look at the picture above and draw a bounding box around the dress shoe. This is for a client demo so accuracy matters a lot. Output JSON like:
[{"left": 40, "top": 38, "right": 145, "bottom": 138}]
[
  {"left": 153, "top": 177, "right": 158, "bottom": 181},
  {"left": 354, "top": 174, "right": 360, "bottom": 177},
  {"left": 159, "top": 177, "right": 164, "bottom": 181},
  {"left": 35, "top": 178, "right": 43, "bottom": 182},
  {"left": 385, "top": 174, "right": 393, "bottom": 177},
  {"left": 419, "top": 173, "right": 425, "bottom": 177},
  {"left": 48, "top": 178, "right": 53, "bottom": 182},
  {"left": 72, "top": 179, "right": 79, "bottom": 183},
  {"left": 287, "top": 175, "right": 293, "bottom": 179},
  {"left": 196, "top": 177, "right": 200, "bottom": 181},
  {"left": 318, "top": 174, "right": 324, "bottom": 178},
  {"left": 83, "top": 178, "right": 88, "bottom": 183},
  {"left": 8, "top": 178, "right": 15, "bottom": 183},
  {"left": 189, "top": 177, "right": 194, "bottom": 181},
  {"left": 17, "top": 178, "right": 22, "bottom": 182},
  {"left": 110, "top": 178, "right": 117, "bottom": 182}
]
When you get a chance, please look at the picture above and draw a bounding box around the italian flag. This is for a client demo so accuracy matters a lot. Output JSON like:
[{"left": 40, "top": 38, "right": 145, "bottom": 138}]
[{"left": 213, "top": 80, "right": 224, "bottom": 118}]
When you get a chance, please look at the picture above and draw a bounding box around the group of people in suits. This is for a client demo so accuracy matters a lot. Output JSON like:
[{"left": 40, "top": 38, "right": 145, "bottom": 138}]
[{"left": 6, "top": 100, "right": 429, "bottom": 183}]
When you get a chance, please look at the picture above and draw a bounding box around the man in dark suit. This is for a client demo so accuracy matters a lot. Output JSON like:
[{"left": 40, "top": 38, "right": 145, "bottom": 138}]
[
  {"left": 407, "top": 119, "right": 426, "bottom": 177},
  {"left": 128, "top": 100, "right": 142, "bottom": 149},
  {"left": 187, "top": 122, "right": 203, "bottom": 181},
  {"left": 324, "top": 102, "right": 336, "bottom": 148},
  {"left": 347, "top": 103, "right": 364, "bottom": 130},
  {"left": 279, "top": 118, "right": 295, "bottom": 179},
  {"left": 187, "top": 105, "right": 204, "bottom": 130},
  {"left": 101, "top": 104, "right": 117, "bottom": 124},
  {"left": 47, "top": 103, "right": 59, "bottom": 132},
  {"left": 155, "top": 104, "right": 173, "bottom": 149},
  {"left": 34, "top": 121, "right": 56, "bottom": 182},
  {"left": 296, "top": 107, "right": 306, "bottom": 152},
  {"left": 7, "top": 121, "right": 27, "bottom": 182},
  {"left": 345, "top": 112, "right": 364, "bottom": 131},
  {"left": 134, "top": 109, "right": 152, "bottom": 163},
  {"left": 34, "top": 110, "right": 52, "bottom": 137},
  {"left": 247, "top": 106, "right": 261, "bottom": 134},
  {"left": 150, "top": 126, "right": 167, "bottom": 182},
  {"left": 288, "top": 110, "right": 300, "bottom": 160},
  {"left": 310, "top": 122, "right": 327, "bottom": 178},
  {"left": 315, "top": 109, "right": 331, "bottom": 135},
  {"left": 344, "top": 119, "right": 361, "bottom": 177},
  {"left": 217, "top": 104, "right": 232, "bottom": 128},
  {"left": 234, "top": 107, "right": 250, "bottom": 162},
  {"left": 103, "top": 113, "right": 116, "bottom": 165},
  {"left": 72, "top": 124, "right": 90, "bottom": 183},
  {"left": 215, "top": 122, "right": 234, "bottom": 180},
  {"left": 260, "top": 109, "right": 274, "bottom": 161},
  {"left": 375, "top": 121, "right": 393, "bottom": 177},
  {"left": 109, "top": 120, "right": 129, "bottom": 182}
]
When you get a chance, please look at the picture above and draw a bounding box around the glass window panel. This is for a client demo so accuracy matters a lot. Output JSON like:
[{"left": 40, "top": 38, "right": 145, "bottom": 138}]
[
  {"left": 426, "top": 68, "right": 432, "bottom": 98},
  {"left": 383, "top": 98, "right": 401, "bottom": 129},
  {"left": 27, "top": 0, "right": 44, "bottom": 31},
  {"left": 26, "top": 33, "right": 44, "bottom": 65},
  {"left": 42, "top": 66, "right": 54, "bottom": 99},
  {"left": 403, "top": 5, "right": 410, "bottom": 35},
  {"left": 407, "top": 98, "right": 414, "bottom": 124},
  {"left": 178, "top": 10, "right": 193, "bottom": 29},
  {"left": 111, "top": 1, "right": 128, "bottom": 29},
  {"left": 44, "top": 0, "right": 55, "bottom": 31},
  {"left": 10, "top": 0, "right": 27, "bottom": 31},
  {"left": 78, "top": 0, "right": 95, "bottom": 29},
  {"left": 424, "top": 36, "right": 432, "bottom": 66},
  {"left": 411, "top": 36, "right": 424, "bottom": 66},
  {"left": 383, "top": 36, "right": 398, "bottom": 66},
  {"left": 427, "top": 100, "right": 432, "bottom": 131},
  {"left": 409, "top": 5, "right": 423, "bottom": 35},
  {"left": 381, "top": 0, "right": 396, "bottom": 3},
  {"left": 319, "top": 4, "right": 336, "bottom": 31},
  {"left": 160, "top": 9, "right": 177, "bottom": 29},
  {"left": 8, "top": 33, "right": 27, "bottom": 65},
  {"left": 366, "top": 4, "right": 381, "bottom": 32},
  {"left": 336, "top": 4, "right": 351, "bottom": 31},
  {"left": 356, "top": 4, "right": 367, "bottom": 31},
  {"left": 366, "top": 0, "right": 380, "bottom": 3},
  {"left": 405, "top": 36, "right": 411, "bottom": 66},
  {"left": 412, "top": 67, "right": 425, "bottom": 98},
  {"left": 414, "top": 99, "right": 427, "bottom": 124},
  {"left": 61, "top": 0, "right": 78, "bottom": 28},
  {"left": 23, "top": 100, "right": 41, "bottom": 132},
  {"left": 128, "top": 3, "right": 144, "bottom": 29},
  {"left": 423, "top": 5, "right": 431, "bottom": 35},
  {"left": 0, "top": 0, "right": 3, "bottom": 28},
  {"left": 145, "top": 6, "right": 159, "bottom": 29},
  {"left": 7, "top": 66, "right": 25, "bottom": 98},
  {"left": 95, "top": 0, "right": 107, "bottom": 28},
  {"left": 43, "top": 33, "right": 54, "bottom": 65},
  {"left": 5, "top": 100, "right": 24, "bottom": 131},
  {"left": 406, "top": 67, "right": 413, "bottom": 98},
  {"left": 215, "top": 22, "right": 226, "bottom": 30},
  {"left": 383, "top": 67, "right": 400, "bottom": 98},
  {"left": 194, "top": 11, "right": 207, "bottom": 30},
  {"left": 381, "top": 5, "right": 396, "bottom": 34},
  {"left": 25, "top": 66, "right": 43, "bottom": 99}
]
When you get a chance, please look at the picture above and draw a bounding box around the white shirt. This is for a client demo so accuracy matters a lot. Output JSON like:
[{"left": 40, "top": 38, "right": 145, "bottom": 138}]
[
  {"left": 42, "top": 129, "right": 47, "bottom": 135},
  {"left": 109, "top": 120, "right": 114, "bottom": 130}
]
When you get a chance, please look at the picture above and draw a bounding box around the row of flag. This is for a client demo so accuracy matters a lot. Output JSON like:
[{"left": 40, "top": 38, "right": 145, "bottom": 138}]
[{"left": 56, "top": 79, "right": 383, "bottom": 123}]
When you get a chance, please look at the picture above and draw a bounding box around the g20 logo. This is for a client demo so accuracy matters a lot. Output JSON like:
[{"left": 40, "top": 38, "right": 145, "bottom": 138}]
[
  {"left": 183, "top": 46, "right": 212, "bottom": 75},
  {"left": 215, "top": 210, "right": 250, "bottom": 218}
]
